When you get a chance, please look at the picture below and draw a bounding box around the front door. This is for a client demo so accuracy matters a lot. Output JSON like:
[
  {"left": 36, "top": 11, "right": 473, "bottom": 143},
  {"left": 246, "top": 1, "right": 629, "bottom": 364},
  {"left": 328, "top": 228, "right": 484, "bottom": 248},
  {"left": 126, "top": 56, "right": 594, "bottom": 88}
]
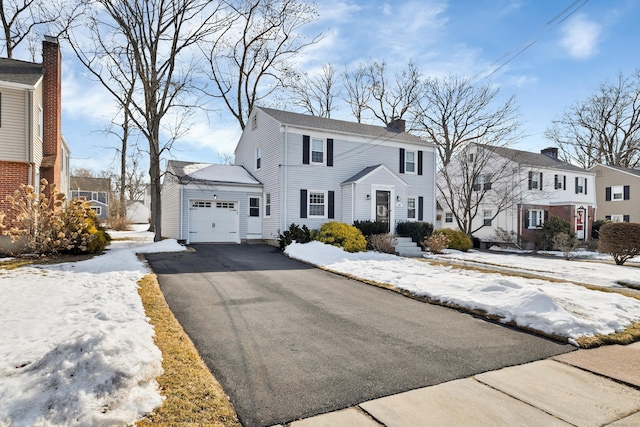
[{"left": 376, "top": 190, "right": 390, "bottom": 232}]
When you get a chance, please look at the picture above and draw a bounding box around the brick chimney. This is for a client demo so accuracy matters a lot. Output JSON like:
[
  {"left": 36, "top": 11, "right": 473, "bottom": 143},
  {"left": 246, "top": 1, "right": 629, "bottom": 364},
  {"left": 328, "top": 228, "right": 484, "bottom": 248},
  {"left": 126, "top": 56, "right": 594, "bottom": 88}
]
[
  {"left": 40, "top": 35, "right": 62, "bottom": 188},
  {"left": 541, "top": 147, "right": 558, "bottom": 159},
  {"left": 387, "top": 117, "right": 406, "bottom": 132}
]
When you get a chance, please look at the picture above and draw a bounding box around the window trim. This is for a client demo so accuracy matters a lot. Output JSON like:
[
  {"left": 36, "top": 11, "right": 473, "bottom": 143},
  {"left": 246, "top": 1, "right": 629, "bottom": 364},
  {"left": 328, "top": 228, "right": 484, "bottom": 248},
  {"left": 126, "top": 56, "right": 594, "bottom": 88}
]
[
  {"left": 264, "top": 193, "right": 271, "bottom": 218},
  {"left": 307, "top": 190, "right": 327, "bottom": 218},
  {"left": 310, "top": 138, "right": 325, "bottom": 165},
  {"left": 404, "top": 150, "right": 417, "bottom": 174},
  {"left": 528, "top": 209, "right": 544, "bottom": 229},
  {"left": 483, "top": 210, "right": 492, "bottom": 226},
  {"left": 90, "top": 206, "right": 102, "bottom": 216},
  {"left": 610, "top": 214, "right": 624, "bottom": 223},
  {"left": 612, "top": 185, "right": 624, "bottom": 201},
  {"left": 256, "top": 147, "right": 262, "bottom": 170},
  {"left": 407, "top": 197, "right": 416, "bottom": 220},
  {"left": 530, "top": 172, "right": 541, "bottom": 190},
  {"left": 444, "top": 212, "right": 453, "bottom": 223}
]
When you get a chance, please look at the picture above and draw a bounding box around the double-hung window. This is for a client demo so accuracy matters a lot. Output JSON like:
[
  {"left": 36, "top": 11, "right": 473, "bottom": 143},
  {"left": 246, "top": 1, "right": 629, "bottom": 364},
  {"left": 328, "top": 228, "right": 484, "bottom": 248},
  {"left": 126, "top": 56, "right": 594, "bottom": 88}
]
[
  {"left": 308, "top": 191, "right": 326, "bottom": 217},
  {"left": 256, "top": 147, "right": 262, "bottom": 170},
  {"left": 311, "top": 138, "right": 324, "bottom": 164},
  {"left": 407, "top": 197, "right": 416, "bottom": 220},
  {"left": 264, "top": 193, "right": 271, "bottom": 217},
  {"left": 405, "top": 150, "right": 416, "bottom": 174},
  {"left": 483, "top": 210, "right": 492, "bottom": 226},
  {"left": 529, "top": 172, "right": 542, "bottom": 190},
  {"left": 612, "top": 185, "right": 624, "bottom": 200},
  {"left": 445, "top": 212, "right": 453, "bottom": 223},
  {"left": 554, "top": 174, "right": 566, "bottom": 190},
  {"left": 474, "top": 174, "right": 492, "bottom": 191},
  {"left": 528, "top": 209, "right": 544, "bottom": 229}
]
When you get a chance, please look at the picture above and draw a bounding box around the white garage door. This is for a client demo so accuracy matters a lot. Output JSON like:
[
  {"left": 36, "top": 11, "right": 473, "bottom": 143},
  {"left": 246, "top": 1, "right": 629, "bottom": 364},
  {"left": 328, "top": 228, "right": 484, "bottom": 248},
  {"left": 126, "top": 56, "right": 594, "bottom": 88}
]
[{"left": 189, "top": 200, "right": 239, "bottom": 243}]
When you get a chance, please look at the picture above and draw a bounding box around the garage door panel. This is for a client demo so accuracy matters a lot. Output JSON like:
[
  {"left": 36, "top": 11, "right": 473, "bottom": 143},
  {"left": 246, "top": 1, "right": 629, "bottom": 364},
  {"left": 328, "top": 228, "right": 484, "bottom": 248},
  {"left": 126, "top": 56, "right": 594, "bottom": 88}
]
[{"left": 189, "top": 200, "right": 238, "bottom": 243}]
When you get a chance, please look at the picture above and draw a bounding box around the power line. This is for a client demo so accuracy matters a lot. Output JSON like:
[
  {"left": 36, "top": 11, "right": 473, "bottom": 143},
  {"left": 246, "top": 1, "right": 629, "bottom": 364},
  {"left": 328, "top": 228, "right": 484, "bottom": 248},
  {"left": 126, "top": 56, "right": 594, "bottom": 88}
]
[{"left": 471, "top": 0, "right": 591, "bottom": 83}]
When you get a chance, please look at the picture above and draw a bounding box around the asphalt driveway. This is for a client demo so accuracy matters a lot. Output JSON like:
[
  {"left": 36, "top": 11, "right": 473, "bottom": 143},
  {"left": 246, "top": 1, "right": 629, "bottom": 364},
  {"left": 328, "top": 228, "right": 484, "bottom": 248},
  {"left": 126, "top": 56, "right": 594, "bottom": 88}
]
[{"left": 145, "top": 244, "right": 574, "bottom": 427}]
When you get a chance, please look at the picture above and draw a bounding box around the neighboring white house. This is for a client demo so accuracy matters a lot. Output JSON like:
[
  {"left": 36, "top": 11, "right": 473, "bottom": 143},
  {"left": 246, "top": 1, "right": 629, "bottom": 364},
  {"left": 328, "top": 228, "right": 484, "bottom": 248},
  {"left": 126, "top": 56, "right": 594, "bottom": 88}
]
[
  {"left": 438, "top": 145, "right": 597, "bottom": 245},
  {"left": 161, "top": 107, "right": 437, "bottom": 244}
]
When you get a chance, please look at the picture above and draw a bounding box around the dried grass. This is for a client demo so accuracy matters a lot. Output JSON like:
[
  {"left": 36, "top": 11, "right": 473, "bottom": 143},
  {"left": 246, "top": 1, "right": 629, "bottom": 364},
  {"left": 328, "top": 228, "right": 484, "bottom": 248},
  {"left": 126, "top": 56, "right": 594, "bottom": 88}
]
[{"left": 136, "top": 274, "right": 240, "bottom": 427}]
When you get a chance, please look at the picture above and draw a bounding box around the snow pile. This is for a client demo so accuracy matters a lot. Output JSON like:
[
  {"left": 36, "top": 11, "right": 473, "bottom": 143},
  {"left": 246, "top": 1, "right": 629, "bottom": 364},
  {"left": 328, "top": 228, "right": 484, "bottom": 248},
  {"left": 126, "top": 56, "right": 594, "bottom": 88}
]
[
  {"left": 0, "top": 238, "right": 187, "bottom": 427},
  {"left": 285, "top": 241, "right": 640, "bottom": 341}
]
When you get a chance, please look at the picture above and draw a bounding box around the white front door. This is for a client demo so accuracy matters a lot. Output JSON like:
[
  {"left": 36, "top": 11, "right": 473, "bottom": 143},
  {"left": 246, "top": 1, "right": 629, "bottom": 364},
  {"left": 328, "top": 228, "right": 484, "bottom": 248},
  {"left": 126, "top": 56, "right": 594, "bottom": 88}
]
[
  {"left": 247, "top": 196, "right": 262, "bottom": 237},
  {"left": 189, "top": 200, "right": 239, "bottom": 243}
]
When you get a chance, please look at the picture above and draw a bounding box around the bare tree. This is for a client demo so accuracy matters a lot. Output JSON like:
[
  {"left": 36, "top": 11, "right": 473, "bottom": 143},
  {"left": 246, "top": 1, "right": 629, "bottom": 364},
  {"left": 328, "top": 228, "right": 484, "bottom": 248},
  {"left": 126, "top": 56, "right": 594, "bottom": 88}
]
[
  {"left": 437, "top": 143, "right": 526, "bottom": 236},
  {"left": 0, "top": 0, "right": 84, "bottom": 59},
  {"left": 341, "top": 62, "right": 371, "bottom": 123},
  {"left": 546, "top": 71, "right": 640, "bottom": 169},
  {"left": 415, "top": 75, "right": 520, "bottom": 167},
  {"left": 289, "top": 62, "right": 340, "bottom": 118},
  {"left": 364, "top": 60, "right": 424, "bottom": 126},
  {"left": 67, "top": 0, "right": 227, "bottom": 241},
  {"left": 201, "top": 0, "right": 322, "bottom": 130}
]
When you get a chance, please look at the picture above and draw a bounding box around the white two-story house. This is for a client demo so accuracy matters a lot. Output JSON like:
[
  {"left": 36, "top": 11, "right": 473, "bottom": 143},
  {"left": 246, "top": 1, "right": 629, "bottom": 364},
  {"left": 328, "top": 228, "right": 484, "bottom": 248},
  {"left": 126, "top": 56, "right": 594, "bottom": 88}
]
[
  {"left": 438, "top": 145, "right": 596, "bottom": 245},
  {"left": 161, "top": 107, "right": 437, "bottom": 244}
]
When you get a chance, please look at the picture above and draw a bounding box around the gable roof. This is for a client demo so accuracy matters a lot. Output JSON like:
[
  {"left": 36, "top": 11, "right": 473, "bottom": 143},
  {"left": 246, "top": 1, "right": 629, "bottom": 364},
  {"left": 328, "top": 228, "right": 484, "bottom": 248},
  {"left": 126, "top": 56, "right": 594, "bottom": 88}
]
[
  {"left": 588, "top": 163, "right": 640, "bottom": 179},
  {"left": 257, "top": 107, "right": 430, "bottom": 146},
  {"left": 342, "top": 164, "right": 408, "bottom": 186},
  {"left": 167, "top": 160, "right": 261, "bottom": 186},
  {"left": 484, "top": 145, "right": 589, "bottom": 173},
  {"left": 70, "top": 176, "right": 111, "bottom": 192},
  {"left": 0, "top": 58, "right": 44, "bottom": 87}
]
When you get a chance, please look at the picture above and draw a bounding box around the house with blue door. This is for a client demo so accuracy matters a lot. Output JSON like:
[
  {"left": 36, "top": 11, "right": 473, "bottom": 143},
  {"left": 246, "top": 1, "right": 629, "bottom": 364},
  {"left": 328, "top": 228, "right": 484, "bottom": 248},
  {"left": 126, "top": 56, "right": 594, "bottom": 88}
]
[{"left": 161, "top": 107, "right": 437, "bottom": 244}]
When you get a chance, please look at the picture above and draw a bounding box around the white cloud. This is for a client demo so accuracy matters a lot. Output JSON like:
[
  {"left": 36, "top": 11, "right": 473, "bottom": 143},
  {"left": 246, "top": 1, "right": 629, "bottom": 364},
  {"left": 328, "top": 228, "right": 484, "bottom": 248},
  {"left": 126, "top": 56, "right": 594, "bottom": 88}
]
[{"left": 559, "top": 14, "right": 601, "bottom": 59}]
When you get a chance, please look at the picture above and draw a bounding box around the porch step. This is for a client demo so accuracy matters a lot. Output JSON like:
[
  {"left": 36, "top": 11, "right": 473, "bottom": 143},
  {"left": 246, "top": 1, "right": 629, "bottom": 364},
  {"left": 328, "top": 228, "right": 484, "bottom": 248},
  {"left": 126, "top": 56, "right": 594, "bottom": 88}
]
[{"left": 395, "top": 236, "right": 424, "bottom": 257}]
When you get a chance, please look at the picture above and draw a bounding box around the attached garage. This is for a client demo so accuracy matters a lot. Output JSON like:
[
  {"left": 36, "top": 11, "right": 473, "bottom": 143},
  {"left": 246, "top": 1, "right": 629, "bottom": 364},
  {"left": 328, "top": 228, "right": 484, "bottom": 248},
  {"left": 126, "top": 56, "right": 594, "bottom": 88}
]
[
  {"left": 161, "top": 161, "right": 263, "bottom": 244},
  {"left": 189, "top": 200, "right": 239, "bottom": 243}
]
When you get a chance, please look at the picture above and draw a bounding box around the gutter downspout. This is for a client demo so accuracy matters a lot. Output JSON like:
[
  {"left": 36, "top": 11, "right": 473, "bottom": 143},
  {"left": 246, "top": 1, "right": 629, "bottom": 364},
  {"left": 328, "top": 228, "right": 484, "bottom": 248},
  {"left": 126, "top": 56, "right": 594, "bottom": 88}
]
[
  {"left": 27, "top": 90, "right": 34, "bottom": 185},
  {"left": 432, "top": 150, "right": 437, "bottom": 223},
  {"left": 352, "top": 182, "right": 355, "bottom": 224},
  {"left": 179, "top": 184, "right": 183, "bottom": 241},
  {"left": 283, "top": 125, "right": 288, "bottom": 234}
]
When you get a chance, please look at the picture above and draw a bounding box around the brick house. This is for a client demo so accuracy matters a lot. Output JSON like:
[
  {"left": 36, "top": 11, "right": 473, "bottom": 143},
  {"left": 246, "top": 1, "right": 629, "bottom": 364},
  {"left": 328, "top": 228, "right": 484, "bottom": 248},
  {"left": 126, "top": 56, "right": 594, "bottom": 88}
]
[{"left": 0, "top": 37, "right": 70, "bottom": 251}]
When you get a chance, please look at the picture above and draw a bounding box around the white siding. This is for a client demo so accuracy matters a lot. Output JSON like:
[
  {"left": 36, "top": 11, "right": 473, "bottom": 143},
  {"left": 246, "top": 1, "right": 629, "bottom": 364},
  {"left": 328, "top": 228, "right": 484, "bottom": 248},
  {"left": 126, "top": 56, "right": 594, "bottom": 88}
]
[
  {"left": 161, "top": 174, "right": 181, "bottom": 239},
  {"left": 234, "top": 109, "right": 283, "bottom": 239}
]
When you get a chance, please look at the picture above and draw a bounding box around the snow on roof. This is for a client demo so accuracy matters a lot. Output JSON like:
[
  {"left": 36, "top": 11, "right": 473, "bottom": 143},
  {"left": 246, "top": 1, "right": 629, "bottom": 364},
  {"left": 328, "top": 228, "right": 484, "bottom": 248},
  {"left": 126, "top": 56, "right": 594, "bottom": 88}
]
[{"left": 168, "top": 161, "right": 261, "bottom": 186}]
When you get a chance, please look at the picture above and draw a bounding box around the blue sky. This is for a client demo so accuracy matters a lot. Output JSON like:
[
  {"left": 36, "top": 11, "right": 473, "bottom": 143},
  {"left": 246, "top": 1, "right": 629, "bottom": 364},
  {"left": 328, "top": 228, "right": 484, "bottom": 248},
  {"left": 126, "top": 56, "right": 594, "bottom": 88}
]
[{"left": 56, "top": 0, "right": 640, "bottom": 173}]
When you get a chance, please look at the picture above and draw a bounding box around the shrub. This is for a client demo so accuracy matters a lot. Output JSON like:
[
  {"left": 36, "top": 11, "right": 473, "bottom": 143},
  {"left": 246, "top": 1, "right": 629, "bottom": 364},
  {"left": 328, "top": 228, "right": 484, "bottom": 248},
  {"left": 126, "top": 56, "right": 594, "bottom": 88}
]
[
  {"left": 552, "top": 232, "right": 577, "bottom": 260},
  {"left": 591, "top": 219, "right": 608, "bottom": 239},
  {"left": 278, "top": 223, "right": 312, "bottom": 251},
  {"left": 107, "top": 216, "right": 132, "bottom": 231},
  {"left": 434, "top": 228, "right": 472, "bottom": 252},
  {"left": 494, "top": 227, "right": 521, "bottom": 249},
  {"left": 0, "top": 180, "right": 110, "bottom": 255},
  {"left": 535, "top": 216, "right": 572, "bottom": 251},
  {"left": 395, "top": 221, "right": 434, "bottom": 244},
  {"left": 422, "top": 233, "right": 449, "bottom": 254},
  {"left": 353, "top": 220, "right": 389, "bottom": 238},
  {"left": 599, "top": 222, "right": 640, "bottom": 265},
  {"left": 316, "top": 221, "right": 366, "bottom": 253},
  {"left": 368, "top": 233, "right": 397, "bottom": 254}
]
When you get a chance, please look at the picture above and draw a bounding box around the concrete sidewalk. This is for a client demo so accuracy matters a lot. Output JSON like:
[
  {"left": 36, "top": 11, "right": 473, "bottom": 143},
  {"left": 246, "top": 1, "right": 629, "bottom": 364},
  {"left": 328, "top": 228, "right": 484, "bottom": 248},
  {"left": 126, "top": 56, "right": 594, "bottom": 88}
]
[{"left": 275, "top": 342, "right": 640, "bottom": 427}]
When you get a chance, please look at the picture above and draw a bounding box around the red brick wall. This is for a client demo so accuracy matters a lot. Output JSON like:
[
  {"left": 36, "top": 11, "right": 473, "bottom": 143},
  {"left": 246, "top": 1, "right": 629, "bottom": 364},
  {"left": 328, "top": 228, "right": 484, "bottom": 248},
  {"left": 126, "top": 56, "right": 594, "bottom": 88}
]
[
  {"left": 41, "top": 37, "right": 62, "bottom": 188},
  {"left": 0, "top": 161, "right": 32, "bottom": 220}
]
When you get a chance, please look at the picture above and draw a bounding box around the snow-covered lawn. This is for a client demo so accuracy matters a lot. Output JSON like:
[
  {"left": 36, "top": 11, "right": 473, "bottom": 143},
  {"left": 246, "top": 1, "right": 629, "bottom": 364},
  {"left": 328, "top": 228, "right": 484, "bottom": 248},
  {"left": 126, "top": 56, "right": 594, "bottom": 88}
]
[
  {"left": 0, "top": 226, "right": 186, "bottom": 427},
  {"left": 285, "top": 242, "right": 640, "bottom": 345}
]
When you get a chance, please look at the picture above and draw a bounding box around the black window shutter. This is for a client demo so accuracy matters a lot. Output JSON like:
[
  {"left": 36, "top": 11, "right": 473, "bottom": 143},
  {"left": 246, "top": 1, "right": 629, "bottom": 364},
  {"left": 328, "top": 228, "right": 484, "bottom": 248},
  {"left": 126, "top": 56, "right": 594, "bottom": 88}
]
[
  {"left": 328, "top": 191, "right": 335, "bottom": 219},
  {"left": 624, "top": 215, "right": 630, "bottom": 222},
  {"left": 525, "top": 211, "right": 530, "bottom": 228},
  {"left": 554, "top": 174, "right": 558, "bottom": 189},
  {"left": 605, "top": 187, "right": 611, "bottom": 201},
  {"left": 399, "top": 148, "right": 405, "bottom": 174},
  {"left": 605, "top": 215, "right": 611, "bottom": 221},
  {"left": 528, "top": 171, "right": 533, "bottom": 190},
  {"left": 327, "top": 139, "right": 333, "bottom": 167},
  {"left": 539, "top": 173, "right": 543, "bottom": 191},
  {"left": 544, "top": 210, "right": 549, "bottom": 221},
  {"left": 584, "top": 178, "right": 587, "bottom": 195},
  {"left": 418, "top": 151, "right": 423, "bottom": 175},
  {"left": 575, "top": 177, "right": 579, "bottom": 194},
  {"left": 624, "top": 185, "right": 630, "bottom": 200},
  {"left": 563, "top": 175, "right": 566, "bottom": 190},
  {"left": 300, "top": 189, "right": 307, "bottom": 218},
  {"left": 303, "top": 135, "right": 310, "bottom": 164},
  {"left": 418, "top": 196, "right": 424, "bottom": 221}
]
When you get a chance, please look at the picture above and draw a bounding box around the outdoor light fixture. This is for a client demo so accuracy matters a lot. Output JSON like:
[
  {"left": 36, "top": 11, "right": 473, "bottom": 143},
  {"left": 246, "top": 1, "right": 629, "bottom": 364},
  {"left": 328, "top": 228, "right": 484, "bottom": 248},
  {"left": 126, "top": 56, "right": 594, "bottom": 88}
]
[
  {"left": 366, "top": 194, "right": 371, "bottom": 200},
  {"left": 396, "top": 195, "right": 401, "bottom": 201},
  {"left": 213, "top": 194, "right": 217, "bottom": 199}
]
